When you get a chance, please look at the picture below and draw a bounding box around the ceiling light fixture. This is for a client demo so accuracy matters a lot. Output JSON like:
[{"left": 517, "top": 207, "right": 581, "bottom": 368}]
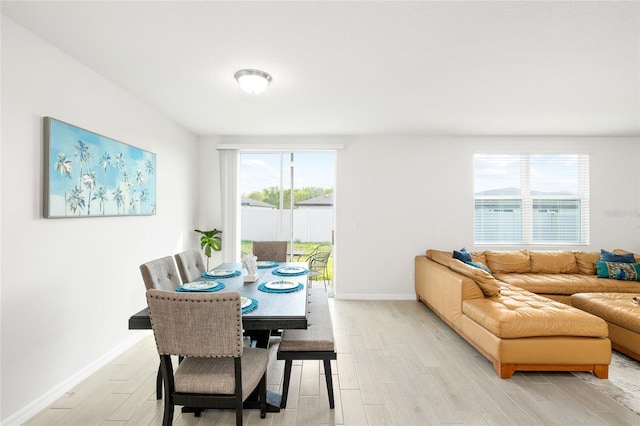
[{"left": 234, "top": 69, "right": 272, "bottom": 94}]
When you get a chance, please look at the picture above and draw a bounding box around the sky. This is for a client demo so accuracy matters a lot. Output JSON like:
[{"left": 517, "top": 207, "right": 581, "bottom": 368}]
[{"left": 240, "top": 152, "right": 335, "bottom": 195}]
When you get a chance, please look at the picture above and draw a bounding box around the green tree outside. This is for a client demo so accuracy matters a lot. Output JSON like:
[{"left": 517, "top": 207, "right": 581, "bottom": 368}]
[{"left": 245, "top": 186, "right": 332, "bottom": 209}]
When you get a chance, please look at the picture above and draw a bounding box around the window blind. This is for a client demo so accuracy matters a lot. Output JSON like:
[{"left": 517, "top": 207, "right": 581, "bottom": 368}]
[{"left": 474, "top": 153, "right": 589, "bottom": 245}]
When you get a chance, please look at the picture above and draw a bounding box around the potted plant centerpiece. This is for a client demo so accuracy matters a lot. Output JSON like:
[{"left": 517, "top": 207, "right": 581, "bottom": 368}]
[{"left": 195, "top": 228, "right": 222, "bottom": 271}]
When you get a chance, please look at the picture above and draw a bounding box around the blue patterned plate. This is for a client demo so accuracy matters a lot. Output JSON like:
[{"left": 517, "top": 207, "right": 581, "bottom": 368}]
[
  {"left": 265, "top": 280, "right": 298, "bottom": 290},
  {"left": 182, "top": 281, "right": 220, "bottom": 291},
  {"left": 176, "top": 281, "right": 225, "bottom": 292},
  {"left": 275, "top": 266, "right": 306, "bottom": 275},
  {"left": 202, "top": 269, "right": 240, "bottom": 279},
  {"left": 241, "top": 297, "right": 259, "bottom": 313}
]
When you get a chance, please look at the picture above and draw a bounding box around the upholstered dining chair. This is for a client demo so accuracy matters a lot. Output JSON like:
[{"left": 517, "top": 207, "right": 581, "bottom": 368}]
[
  {"left": 146, "top": 289, "right": 269, "bottom": 426},
  {"left": 139, "top": 256, "right": 182, "bottom": 399},
  {"left": 174, "top": 249, "right": 206, "bottom": 283},
  {"left": 139, "top": 256, "right": 181, "bottom": 291},
  {"left": 252, "top": 241, "right": 287, "bottom": 262}
]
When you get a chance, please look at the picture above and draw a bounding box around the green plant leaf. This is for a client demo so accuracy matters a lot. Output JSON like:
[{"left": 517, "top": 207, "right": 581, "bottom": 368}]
[{"left": 195, "top": 229, "right": 222, "bottom": 261}]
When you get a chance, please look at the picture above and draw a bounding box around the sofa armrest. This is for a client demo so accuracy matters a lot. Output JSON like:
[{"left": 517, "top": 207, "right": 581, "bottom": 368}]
[{"left": 415, "top": 255, "right": 484, "bottom": 330}]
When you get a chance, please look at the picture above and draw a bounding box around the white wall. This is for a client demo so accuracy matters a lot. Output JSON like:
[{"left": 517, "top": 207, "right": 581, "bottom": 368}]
[
  {"left": 217, "top": 135, "right": 640, "bottom": 300},
  {"left": 0, "top": 16, "right": 200, "bottom": 423}
]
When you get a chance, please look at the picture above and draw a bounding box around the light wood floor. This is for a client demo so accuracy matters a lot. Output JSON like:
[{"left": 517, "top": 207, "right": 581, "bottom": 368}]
[{"left": 25, "top": 299, "right": 640, "bottom": 425}]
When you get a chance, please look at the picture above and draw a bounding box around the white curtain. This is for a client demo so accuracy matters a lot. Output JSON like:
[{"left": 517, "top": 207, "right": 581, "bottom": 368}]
[{"left": 219, "top": 149, "right": 241, "bottom": 263}]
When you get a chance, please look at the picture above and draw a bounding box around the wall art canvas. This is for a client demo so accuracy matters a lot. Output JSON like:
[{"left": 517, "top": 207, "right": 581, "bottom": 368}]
[{"left": 44, "top": 117, "right": 156, "bottom": 218}]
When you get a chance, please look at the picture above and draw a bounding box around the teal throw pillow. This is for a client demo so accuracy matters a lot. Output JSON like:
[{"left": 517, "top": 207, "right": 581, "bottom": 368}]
[
  {"left": 595, "top": 260, "right": 640, "bottom": 281},
  {"left": 467, "top": 261, "right": 492, "bottom": 274}
]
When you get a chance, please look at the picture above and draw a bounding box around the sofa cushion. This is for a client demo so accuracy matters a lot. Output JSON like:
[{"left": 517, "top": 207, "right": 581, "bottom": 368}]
[
  {"left": 453, "top": 248, "right": 472, "bottom": 263},
  {"left": 571, "top": 293, "right": 640, "bottom": 335},
  {"left": 529, "top": 251, "right": 579, "bottom": 274},
  {"left": 448, "top": 258, "right": 500, "bottom": 297},
  {"left": 470, "top": 251, "right": 487, "bottom": 264},
  {"left": 600, "top": 249, "right": 635, "bottom": 263},
  {"left": 463, "top": 285, "right": 609, "bottom": 338},
  {"left": 426, "top": 249, "right": 452, "bottom": 266},
  {"left": 595, "top": 261, "right": 640, "bottom": 281},
  {"left": 484, "top": 250, "right": 530, "bottom": 274},
  {"left": 574, "top": 251, "right": 600, "bottom": 275},
  {"left": 495, "top": 273, "right": 640, "bottom": 295}
]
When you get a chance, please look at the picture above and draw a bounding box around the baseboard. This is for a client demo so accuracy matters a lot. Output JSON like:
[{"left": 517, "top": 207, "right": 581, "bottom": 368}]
[
  {"left": 334, "top": 293, "right": 416, "bottom": 300},
  {"left": 2, "top": 332, "right": 148, "bottom": 426}
]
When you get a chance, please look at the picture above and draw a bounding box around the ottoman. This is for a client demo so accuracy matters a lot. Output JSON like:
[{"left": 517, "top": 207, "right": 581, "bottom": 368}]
[{"left": 571, "top": 293, "right": 640, "bottom": 361}]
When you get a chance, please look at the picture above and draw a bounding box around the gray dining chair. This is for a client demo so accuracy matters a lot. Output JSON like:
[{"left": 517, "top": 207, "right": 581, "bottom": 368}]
[
  {"left": 139, "top": 255, "right": 182, "bottom": 399},
  {"left": 175, "top": 249, "right": 206, "bottom": 283},
  {"left": 140, "top": 256, "right": 181, "bottom": 291},
  {"left": 146, "top": 289, "right": 269, "bottom": 426},
  {"left": 252, "top": 241, "right": 287, "bottom": 262}
]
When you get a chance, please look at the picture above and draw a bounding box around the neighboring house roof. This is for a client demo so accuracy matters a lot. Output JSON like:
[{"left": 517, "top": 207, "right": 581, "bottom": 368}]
[
  {"left": 241, "top": 197, "right": 275, "bottom": 208},
  {"left": 295, "top": 193, "right": 333, "bottom": 207}
]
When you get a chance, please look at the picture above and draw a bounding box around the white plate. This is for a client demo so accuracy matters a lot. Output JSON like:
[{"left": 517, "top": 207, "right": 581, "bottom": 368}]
[
  {"left": 276, "top": 266, "right": 305, "bottom": 274},
  {"left": 241, "top": 297, "right": 252, "bottom": 309},
  {"left": 181, "top": 281, "right": 219, "bottom": 291},
  {"left": 265, "top": 280, "right": 298, "bottom": 290},
  {"left": 257, "top": 261, "right": 278, "bottom": 267},
  {"left": 206, "top": 269, "right": 237, "bottom": 277}
]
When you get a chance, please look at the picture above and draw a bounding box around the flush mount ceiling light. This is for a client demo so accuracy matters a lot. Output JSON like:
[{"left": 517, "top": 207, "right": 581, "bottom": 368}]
[{"left": 234, "top": 69, "right": 272, "bottom": 94}]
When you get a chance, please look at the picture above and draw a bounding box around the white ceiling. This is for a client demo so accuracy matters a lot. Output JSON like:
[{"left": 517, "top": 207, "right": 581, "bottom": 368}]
[{"left": 2, "top": 1, "right": 639, "bottom": 137}]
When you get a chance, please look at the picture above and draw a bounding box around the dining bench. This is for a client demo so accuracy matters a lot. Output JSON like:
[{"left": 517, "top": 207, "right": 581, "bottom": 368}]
[{"left": 277, "top": 287, "right": 337, "bottom": 409}]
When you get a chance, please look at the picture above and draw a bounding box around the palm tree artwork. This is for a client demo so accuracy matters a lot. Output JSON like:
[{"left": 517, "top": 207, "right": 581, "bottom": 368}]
[
  {"left": 94, "top": 186, "right": 108, "bottom": 215},
  {"left": 45, "top": 117, "right": 156, "bottom": 217},
  {"left": 54, "top": 152, "right": 72, "bottom": 215},
  {"left": 100, "top": 151, "right": 111, "bottom": 175},
  {"left": 83, "top": 170, "right": 96, "bottom": 215},
  {"left": 112, "top": 187, "right": 124, "bottom": 215},
  {"left": 68, "top": 185, "right": 85, "bottom": 215},
  {"left": 74, "top": 140, "right": 91, "bottom": 189}
]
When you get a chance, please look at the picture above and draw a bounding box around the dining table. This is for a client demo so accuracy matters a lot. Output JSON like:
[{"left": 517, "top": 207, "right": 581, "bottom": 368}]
[{"left": 128, "top": 261, "right": 310, "bottom": 412}]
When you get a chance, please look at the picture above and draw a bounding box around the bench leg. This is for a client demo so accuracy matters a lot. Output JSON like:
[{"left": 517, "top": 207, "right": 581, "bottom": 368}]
[
  {"left": 323, "top": 359, "right": 335, "bottom": 409},
  {"left": 280, "top": 360, "right": 293, "bottom": 408}
]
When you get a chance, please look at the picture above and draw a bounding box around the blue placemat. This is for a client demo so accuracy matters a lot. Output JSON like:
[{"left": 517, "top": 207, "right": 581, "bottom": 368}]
[
  {"left": 257, "top": 261, "right": 280, "bottom": 269},
  {"left": 202, "top": 270, "right": 241, "bottom": 279},
  {"left": 176, "top": 281, "right": 225, "bottom": 292},
  {"left": 272, "top": 267, "right": 309, "bottom": 277},
  {"left": 242, "top": 298, "right": 259, "bottom": 313},
  {"left": 258, "top": 282, "right": 304, "bottom": 293}
]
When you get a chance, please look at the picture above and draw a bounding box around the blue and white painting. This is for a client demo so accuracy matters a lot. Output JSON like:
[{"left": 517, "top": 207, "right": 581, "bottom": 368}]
[{"left": 44, "top": 117, "right": 156, "bottom": 218}]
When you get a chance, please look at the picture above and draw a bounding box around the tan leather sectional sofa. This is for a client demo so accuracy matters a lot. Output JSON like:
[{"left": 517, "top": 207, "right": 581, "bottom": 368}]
[{"left": 415, "top": 249, "right": 640, "bottom": 379}]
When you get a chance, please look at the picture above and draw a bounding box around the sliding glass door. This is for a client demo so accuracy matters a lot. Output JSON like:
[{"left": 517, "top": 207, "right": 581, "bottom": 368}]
[{"left": 240, "top": 151, "right": 335, "bottom": 290}]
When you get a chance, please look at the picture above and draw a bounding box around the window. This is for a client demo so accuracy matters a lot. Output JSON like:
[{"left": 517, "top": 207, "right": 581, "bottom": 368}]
[{"left": 474, "top": 154, "right": 589, "bottom": 245}]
